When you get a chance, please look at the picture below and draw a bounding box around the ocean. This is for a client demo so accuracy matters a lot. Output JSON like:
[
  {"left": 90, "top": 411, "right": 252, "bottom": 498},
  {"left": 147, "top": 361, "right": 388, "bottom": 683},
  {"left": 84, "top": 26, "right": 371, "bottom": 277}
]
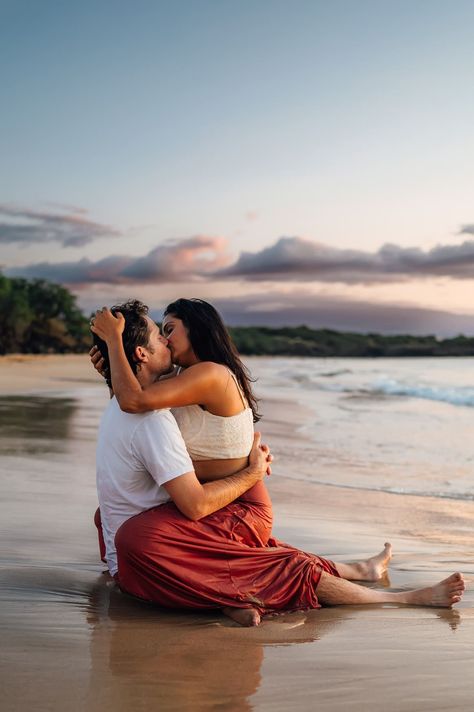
[{"left": 251, "top": 356, "right": 474, "bottom": 501}]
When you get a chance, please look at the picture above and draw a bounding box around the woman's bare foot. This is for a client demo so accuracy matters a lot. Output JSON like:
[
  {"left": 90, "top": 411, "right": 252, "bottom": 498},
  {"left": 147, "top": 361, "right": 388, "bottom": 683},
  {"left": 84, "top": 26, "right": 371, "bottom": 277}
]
[
  {"left": 351, "top": 542, "right": 393, "bottom": 581},
  {"left": 401, "top": 573, "right": 465, "bottom": 607},
  {"left": 222, "top": 606, "right": 261, "bottom": 627}
]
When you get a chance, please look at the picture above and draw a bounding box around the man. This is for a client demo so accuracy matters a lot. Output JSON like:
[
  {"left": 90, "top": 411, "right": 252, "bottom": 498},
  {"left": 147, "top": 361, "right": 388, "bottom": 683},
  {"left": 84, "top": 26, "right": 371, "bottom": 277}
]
[
  {"left": 94, "top": 300, "right": 271, "bottom": 582},
  {"left": 93, "top": 301, "right": 465, "bottom": 627}
]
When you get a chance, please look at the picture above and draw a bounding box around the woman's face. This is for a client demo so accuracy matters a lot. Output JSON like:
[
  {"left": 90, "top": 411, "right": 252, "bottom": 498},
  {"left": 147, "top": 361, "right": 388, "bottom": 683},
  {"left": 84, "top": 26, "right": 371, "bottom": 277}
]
[{"left": 162, "top": 314, "right": 198, "bottom": 367}]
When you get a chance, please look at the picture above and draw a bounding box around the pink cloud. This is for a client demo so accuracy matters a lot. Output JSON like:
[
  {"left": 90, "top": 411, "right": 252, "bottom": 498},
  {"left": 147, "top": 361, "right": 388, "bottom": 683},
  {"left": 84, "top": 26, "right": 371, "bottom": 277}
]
[{"left": 7, "top": 235, "right": 231, "bottom": 285}]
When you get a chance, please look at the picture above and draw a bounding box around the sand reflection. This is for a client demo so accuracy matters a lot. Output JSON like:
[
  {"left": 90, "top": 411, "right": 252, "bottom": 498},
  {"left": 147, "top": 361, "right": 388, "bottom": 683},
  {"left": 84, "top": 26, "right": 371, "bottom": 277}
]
[
  {"left": 1, "top": 564, "right": 467, "bottom": 711},
  {"left": 0, "top": 395, "right": 77, "bottom": 454},
  {"left": 84, "top": 576, "right": 332, "bottom": 711}
]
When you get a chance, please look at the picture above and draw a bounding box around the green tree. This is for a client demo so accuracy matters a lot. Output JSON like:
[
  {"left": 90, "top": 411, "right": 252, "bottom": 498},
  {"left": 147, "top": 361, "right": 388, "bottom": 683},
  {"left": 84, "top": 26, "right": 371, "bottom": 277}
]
[{"left": 0, "top": 275, "right": 90, "bottom": 354}]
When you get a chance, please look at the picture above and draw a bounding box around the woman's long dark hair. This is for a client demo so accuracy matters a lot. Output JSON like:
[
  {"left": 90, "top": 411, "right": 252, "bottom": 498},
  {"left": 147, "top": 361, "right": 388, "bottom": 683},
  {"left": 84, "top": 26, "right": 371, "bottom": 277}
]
[{"left": 164, "top": 298, "right": 261, "bottom": 422}]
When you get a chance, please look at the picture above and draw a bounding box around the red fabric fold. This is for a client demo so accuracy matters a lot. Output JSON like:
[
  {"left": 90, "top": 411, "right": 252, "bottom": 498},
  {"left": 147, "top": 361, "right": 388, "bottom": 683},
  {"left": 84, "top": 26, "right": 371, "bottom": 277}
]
[{"left": 95, "top": 482, "right": 339, "bottom": 615}]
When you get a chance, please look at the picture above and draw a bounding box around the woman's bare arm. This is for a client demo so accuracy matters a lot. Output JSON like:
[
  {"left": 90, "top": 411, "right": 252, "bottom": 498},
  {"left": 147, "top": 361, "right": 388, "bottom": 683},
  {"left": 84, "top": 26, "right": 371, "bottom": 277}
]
[
  {"left": 90, "top": 308, "right": 221, "bottom": 413},
  {"left": 108, "top": 340, "right": 220, "bottom": 412}
]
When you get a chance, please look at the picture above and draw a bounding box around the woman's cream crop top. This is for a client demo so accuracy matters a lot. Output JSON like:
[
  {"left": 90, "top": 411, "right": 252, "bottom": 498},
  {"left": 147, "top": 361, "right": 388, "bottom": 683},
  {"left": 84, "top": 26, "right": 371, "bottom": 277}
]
[{"left": 171, "top": 370, "right": 254, "bottom": 461}]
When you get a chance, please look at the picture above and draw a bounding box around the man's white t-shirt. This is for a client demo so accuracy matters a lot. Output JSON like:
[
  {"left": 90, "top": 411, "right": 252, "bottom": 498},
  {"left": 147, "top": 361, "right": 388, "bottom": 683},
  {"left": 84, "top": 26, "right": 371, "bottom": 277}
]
[{"left": 96, "top": 397, "right": 193, "bottom": 576}]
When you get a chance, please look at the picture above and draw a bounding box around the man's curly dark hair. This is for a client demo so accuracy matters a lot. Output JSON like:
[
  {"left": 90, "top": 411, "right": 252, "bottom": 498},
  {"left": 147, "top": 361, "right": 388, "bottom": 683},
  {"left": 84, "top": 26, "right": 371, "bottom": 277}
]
[{"left": 92, "top": 299, "right": 152, "bottom": 389}]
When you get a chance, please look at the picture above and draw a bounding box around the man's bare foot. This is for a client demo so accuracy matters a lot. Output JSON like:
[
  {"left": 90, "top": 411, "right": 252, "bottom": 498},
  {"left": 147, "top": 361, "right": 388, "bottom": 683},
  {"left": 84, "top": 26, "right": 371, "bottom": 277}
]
[
  {"left": 222, "top": 606, "right": 261, "bottom": 627},
  {"left": 355, "top": 542, "right": 393, "bottom": 581},
  {"left": 401, "top": 573, "right": 465, "bottom": 607}
]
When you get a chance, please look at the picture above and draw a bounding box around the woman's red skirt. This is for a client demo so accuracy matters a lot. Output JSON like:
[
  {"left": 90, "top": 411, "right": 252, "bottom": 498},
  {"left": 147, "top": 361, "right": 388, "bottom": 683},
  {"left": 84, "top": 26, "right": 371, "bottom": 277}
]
[{"left": 95, "top": 483, "right": 339, "bottom": 615}]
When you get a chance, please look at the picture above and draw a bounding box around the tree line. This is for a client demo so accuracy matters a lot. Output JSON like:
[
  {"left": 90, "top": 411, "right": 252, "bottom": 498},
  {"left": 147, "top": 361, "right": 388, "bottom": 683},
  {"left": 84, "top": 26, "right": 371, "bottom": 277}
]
[
  {"left": 1, "top": 275, "right": 473, "bottom": 357},
  {"left": 0, "top": 275, "right": 90, "bottom": 354},
  {"left": 229, "top": 325, "right": 474, "bottom": 357}
]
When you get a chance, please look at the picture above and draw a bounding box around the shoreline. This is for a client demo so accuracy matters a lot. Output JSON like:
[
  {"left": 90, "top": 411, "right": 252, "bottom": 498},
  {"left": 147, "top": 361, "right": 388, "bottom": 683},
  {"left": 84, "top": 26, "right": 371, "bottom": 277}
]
[
  {"left": 1, "top": 354, "right": 473, "bottom": 711},
  {"left": 0, "top": 354, "right": 101, "bottom": 394},
  {"left": 1, "top": 354, "right": 472, "bottom": 559}
]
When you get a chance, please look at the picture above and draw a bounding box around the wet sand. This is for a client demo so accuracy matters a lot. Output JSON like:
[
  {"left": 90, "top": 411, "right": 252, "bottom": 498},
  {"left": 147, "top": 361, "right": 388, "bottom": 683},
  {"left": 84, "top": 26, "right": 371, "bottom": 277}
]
[{"left": 1, "top": 355, "right": 473, "bottom": 712}]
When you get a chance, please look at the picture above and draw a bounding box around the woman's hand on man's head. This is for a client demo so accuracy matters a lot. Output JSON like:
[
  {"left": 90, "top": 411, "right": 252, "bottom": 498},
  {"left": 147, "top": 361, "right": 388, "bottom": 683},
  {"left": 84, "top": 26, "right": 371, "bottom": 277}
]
[
  {"left": 90, "top": 307, "right": 125, "bottom": 343},
  {"left": 89, "top": 345, "right": 107, "bottom": 377}
]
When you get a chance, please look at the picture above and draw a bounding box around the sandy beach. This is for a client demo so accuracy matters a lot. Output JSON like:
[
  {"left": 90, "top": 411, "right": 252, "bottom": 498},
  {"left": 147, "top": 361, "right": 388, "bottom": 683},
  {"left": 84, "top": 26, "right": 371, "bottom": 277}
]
[{"left": 1, "top": 354, "right": 473, "bottom": 712}]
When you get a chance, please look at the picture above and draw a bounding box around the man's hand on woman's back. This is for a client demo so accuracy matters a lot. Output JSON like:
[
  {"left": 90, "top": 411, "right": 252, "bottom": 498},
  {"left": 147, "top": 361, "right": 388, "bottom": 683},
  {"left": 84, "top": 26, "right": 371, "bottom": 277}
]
[{"left": 247, "top": 432, "right": 273, "bottom": 479}]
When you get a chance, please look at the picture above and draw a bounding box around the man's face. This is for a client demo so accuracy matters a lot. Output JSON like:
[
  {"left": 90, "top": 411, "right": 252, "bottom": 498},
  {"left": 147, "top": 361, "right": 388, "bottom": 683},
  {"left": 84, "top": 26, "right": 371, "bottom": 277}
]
[{"left": 141, "top": 316, "right": 172, "bottom": 375}]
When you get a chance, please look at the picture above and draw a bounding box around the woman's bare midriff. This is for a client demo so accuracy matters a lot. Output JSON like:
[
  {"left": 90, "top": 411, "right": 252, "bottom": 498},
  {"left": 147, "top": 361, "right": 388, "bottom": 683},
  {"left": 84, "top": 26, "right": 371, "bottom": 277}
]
[{"left": 193, "top": 456, "right": 249, "bottom": 482}]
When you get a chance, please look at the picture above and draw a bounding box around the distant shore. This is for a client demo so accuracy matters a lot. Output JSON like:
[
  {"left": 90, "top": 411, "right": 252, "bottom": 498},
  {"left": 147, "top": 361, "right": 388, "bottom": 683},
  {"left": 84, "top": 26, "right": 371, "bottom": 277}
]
[
  {"left": 4, "top": 319, "right": 474, "bottom": 361},
  {"left": 229, "top": 326, "right": 474, "bottom": 357},
  {"left": 3, "top": 275, "right": 474, "bottom": 358}
]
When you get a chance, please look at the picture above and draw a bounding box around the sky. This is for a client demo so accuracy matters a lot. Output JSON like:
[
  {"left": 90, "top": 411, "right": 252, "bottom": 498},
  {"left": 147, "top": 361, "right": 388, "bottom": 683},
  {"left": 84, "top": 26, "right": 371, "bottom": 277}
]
[{"left": 1, "top": 0, "right": 474, "bottom": 335}]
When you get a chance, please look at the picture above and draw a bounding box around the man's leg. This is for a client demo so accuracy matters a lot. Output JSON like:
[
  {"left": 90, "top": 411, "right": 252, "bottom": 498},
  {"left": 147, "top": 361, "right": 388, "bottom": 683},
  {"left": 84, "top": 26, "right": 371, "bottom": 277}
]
[
  {"left": 333, "top": 542, "right": 393, "bottom": 582},
  {"left": 221, "top": 551, "right": 465, "bottom": 615},
  {"left": 226, "top": 541, "right": 394, "bottom": 624},
  {"left": 115, "top": 505, "right": 465, "bottom": 621},
  {"left": 316, "top": 570, "right": 465, "bottom": 607}
]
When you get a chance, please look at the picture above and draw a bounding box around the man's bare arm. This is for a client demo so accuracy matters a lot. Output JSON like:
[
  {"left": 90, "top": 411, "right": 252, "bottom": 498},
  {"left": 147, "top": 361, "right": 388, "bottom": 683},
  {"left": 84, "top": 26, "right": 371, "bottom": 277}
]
[{"left": 164, "top": 433, "right": 272, "bottom": 521}]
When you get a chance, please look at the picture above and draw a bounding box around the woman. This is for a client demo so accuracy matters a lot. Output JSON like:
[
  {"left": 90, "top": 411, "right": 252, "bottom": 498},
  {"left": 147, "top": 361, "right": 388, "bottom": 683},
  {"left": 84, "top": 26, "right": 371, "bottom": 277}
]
[{"left": 91, "top": 298, "right": 273, "bottom": 535}]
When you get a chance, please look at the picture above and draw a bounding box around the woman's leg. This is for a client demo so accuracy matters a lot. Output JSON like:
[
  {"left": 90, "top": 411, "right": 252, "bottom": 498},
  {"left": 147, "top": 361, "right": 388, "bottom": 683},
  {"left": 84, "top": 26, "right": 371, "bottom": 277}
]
[
  {"left": 221, "top": 607, "right": 261, "bottom": 626},
  {"left": 235, "top": 481, "right": 273, "bottom": 546},
  {"left": 115, "top": 502, "right": 334, "bottom": 615}
]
